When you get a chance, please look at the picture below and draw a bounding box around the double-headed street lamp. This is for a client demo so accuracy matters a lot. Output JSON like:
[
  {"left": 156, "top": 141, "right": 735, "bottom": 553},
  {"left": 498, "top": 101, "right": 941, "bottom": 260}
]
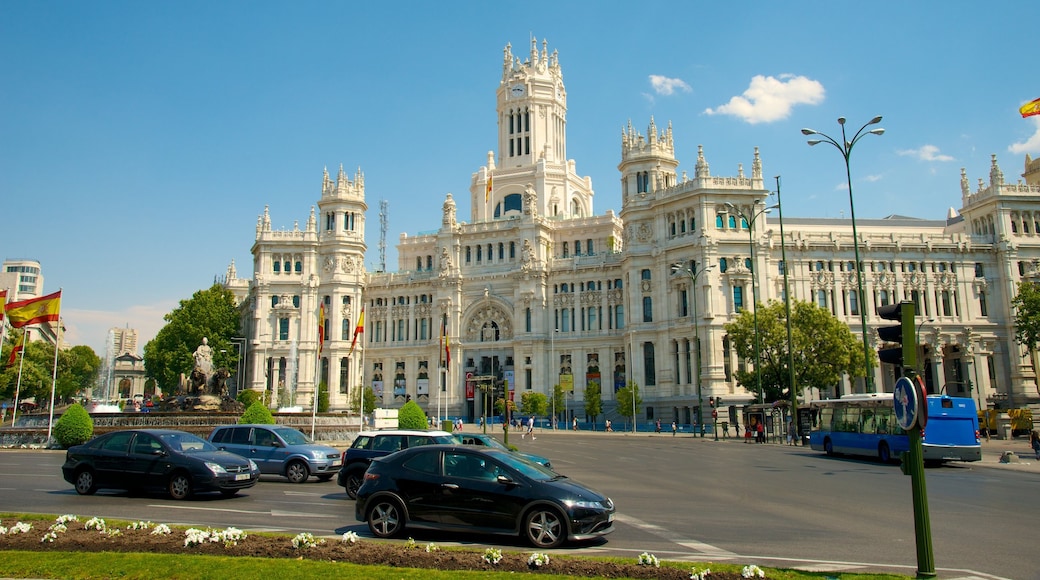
[
  {"left": 671, "top": 262, "right": 716, "bottom": 437},
  {"left": 802, "top": 116, "right": 885, "bottom": 393},
  {"left": 774, "top": 176, "right": 797, "bottom": 434},
  {"left": 725, "top": 200, "right": 777, "bottom": 404}
]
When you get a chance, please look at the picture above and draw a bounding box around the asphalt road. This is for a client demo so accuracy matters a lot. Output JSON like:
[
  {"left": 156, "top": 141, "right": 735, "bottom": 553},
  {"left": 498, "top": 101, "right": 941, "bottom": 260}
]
[{"left": 0, "top": 433, "right": 1035, "bottom": 580}]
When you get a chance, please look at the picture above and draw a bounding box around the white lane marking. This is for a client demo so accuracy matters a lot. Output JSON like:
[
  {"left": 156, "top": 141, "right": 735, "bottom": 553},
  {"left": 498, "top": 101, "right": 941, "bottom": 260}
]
[
  {"left": 148, "top": 504, "right": 337, "bottom": 518},
  {"left": 613, "top": 513, "right": 739, "bottom": 559}
]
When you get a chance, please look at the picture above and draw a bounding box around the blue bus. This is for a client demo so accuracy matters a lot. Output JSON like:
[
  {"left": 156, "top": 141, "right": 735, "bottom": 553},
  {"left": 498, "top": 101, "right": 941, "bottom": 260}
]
[{"left": 808, "top": 393, "right": 981, "bottom": 463}]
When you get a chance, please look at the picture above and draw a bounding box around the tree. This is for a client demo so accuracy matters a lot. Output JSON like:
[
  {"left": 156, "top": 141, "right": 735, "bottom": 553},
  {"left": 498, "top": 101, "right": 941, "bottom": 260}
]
[
  {"left": 583, "top": 380, "right": 602, "bottom": 425},
  {"left": 53, "top": 403, "right": 93, "bottom": 447},
  {"left": 0, "top": 333, "right": 99, "bottom": 405},
  {"left": 143, "top": 284, "right": 242, "bottom": 393},
  {"left": 239, "top": 401, "right": 275, "bottom": 424},
  {"left": 724, "top": 299, "right": 866, "bottom": 402},
  {"left": 348, "top": 384, "right": 378, "bottom": 415},
  {"left": 520, "top": 391, "right": 548, "bottom": 417},
  {"left": 1012, "top": 280, "right": 1040, "bottom": 390},
  {"left": 316, "top": 382, "right": 330, "bottom": 413},
  {"left": 550, "top": 384, "right": 566, "bottom": 423},
  {"left": 615, "top": 381, "right": 642, "bottom": 429},
  {"left": 398, "top": 400, "right": 427, "bottom": 429}
]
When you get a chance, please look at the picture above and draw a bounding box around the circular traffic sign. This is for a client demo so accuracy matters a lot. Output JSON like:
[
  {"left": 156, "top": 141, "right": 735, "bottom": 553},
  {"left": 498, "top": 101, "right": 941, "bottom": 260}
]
[{"left": 893, "top": 377, "right": 919, "bottom": 431}]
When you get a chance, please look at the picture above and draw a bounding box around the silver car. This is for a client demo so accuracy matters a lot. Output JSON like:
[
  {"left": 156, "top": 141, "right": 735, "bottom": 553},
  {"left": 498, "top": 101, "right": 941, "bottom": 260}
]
[{"left": 208, "top": 424, "right": 342, "bottom": 483}]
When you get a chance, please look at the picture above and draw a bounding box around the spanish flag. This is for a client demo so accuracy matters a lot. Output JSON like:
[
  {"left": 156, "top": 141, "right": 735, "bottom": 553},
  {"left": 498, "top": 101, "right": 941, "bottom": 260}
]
[
  {"left": 5, "top": 290, "right": 61, "bottom": 328},
  {"left": 0, "top": 289, "right": 6, "bottom": 324},
  {"left": 440, "top": 317, "right": 451, "bottom": 371},
  {"left": 317, "top": 303, "right": 326, "bottom": 355},
  {"left": 1021, "top": 98, "right": 1040, "bottom": 119},
  {"left": 6, "top": 331, "right": 25, "bottom": 368},
  {"left": 486, "top": 172, "right": 492, "bottom": 202},
  {"left": 349, "top": 307, "right": 365, "bottom": 356}
]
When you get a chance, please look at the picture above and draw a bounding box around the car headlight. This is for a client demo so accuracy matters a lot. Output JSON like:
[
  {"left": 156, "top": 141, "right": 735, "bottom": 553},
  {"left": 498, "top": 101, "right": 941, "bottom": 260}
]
[
  {"left": 248, "top": 459, "right": 259, "bottom": 471},
  {"left": 562, "top": 499, "right": 603, "bottom": 510},
  {"left": 204, "top": 462, "right": 227, "bottom": 475}
]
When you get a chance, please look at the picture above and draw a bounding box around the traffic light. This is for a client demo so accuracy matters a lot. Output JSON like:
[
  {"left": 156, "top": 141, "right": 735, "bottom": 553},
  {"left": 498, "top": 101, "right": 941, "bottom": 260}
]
[
  {"left": 876, "top": 301, "right": 916, "bottom": 373},
  {"left": 709, "top": 398, "right": 715, "bottom": 408}
]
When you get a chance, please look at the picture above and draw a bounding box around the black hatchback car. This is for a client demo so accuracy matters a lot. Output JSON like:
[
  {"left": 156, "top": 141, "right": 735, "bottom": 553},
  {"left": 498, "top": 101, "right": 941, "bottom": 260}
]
[
  {"left": 61, "top": 429, "right": 261, "bottom": 499},
  {"left": 355, "top": 445, "right": 615, "bottom": 548}
]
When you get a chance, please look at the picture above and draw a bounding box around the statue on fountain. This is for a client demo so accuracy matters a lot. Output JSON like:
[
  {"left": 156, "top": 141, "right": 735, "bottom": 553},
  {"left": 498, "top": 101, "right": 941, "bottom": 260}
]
[{"left": 162, "top": 338, "right": 243, "bottom": 412}]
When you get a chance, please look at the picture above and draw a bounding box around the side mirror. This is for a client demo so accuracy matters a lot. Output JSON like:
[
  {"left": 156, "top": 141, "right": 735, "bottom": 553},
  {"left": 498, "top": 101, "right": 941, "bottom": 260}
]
[{"left": 496, "top": 475, "right": 516, "bottom": 486}]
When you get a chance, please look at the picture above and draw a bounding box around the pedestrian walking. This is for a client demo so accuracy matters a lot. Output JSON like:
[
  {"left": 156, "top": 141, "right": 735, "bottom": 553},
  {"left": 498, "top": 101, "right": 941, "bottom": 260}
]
[
  {"left": 1031, "top": 430, "right": 1040, "bottom": 460},
  {"left": 756, "top": 420, "right": 765, "bottom": 443},
  {"left": 671, "top": 420, "right": 677, "bottom": 436},
  {"left": 572, "top": 416, "right": 578, "bottom": 431},
  {"left": 787, "top": 420, "right": 798, "bottom": 446},
  {"left": 526, "top": 415, "right": 536, "bottom": 440},
  {"left": 605, "top": 418, "right": 613, "bottom": 432},
  {"left": 655, "top": 419, "right": 661, "bottom": 433}
]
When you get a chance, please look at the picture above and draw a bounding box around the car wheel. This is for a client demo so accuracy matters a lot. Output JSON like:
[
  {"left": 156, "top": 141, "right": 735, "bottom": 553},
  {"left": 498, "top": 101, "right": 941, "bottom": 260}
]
[
  {"left": 74, "top": 469, "right": 97, "bottom": 495},
  {"left": 367, "top": 498, "right": 405, "bottom": 538},
  {"left": 345, "top": 471, "right": 363, "bottom": 499},
  {"left": 878, "top": 441, "right": 892, "bottom": 463},
  {"left": 824, "top": 438, "right": 834, "bottom": 456},
  {"left": 168, "top": 473, "right": 193, "bottom": 500},
  {"left": 524, "top": 506, "right": 566, "bottom": 548},
  {"left": 286, "top": 460, "right": 309, "bottom": 484},
  {"left": 316, "top": 474, "right": 333, "bottom": 482}
]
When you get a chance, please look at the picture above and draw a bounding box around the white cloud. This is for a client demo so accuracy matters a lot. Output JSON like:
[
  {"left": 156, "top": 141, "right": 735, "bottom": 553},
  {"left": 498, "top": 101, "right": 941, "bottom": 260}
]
[
  {"left": 704, "top": 74, "right": 824, "bottom": 124},
  {"left": 897, "top": 145, "right": 954, "bottom": 162},
  {"left": 1009, "top": 118, "right": 1040, "bottom": 155},
  {"left": 63, "top": 301, "right": 175, "bottom": 355},
  {"left": 864, "top": 174, "right": 883, "bottom": 182},
  {"left": 648, "top": 75, "right": 691, "bottom": 96}
]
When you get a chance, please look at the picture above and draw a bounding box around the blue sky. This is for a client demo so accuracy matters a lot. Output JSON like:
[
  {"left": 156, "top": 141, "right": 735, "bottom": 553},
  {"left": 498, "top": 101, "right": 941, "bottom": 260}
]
[{"left": 2, "top": 1, "right": 1038, "bottom": 356}]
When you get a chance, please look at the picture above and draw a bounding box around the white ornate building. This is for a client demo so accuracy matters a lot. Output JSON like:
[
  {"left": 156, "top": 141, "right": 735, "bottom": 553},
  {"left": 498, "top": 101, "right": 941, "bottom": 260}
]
[{"left": 225, "top": 38, "right": 1040, "bottom": 425}]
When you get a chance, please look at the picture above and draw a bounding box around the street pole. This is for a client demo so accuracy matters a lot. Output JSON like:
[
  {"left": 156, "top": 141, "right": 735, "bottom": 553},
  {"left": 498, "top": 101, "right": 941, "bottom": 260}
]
[
  {"left": 672, "top": 262, "right": 716, "bottom": 437},
  {"left": 803, "top": 116, "right": 885, "bottom": 393},
  {"left": 725, "top": 201, "right": 775, "bottom": 404},
  {"left": 775, "top": 176, "right": 798, "bottom": 440}
]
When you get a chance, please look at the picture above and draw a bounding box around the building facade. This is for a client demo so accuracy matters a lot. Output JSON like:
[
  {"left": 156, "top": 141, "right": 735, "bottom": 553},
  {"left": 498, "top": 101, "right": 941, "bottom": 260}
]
[{"left": 226, "top": 39, "right": 1040, "bottom": 425}]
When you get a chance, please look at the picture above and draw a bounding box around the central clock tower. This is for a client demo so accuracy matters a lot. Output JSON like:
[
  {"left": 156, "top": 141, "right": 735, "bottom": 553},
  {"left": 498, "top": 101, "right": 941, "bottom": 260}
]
[{"left": 474, "top": 38, "right": 593, "bottom": 222}]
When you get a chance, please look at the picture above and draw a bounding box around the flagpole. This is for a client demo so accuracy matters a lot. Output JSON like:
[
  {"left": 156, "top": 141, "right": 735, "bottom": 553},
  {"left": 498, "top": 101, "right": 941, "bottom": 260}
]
[
  {"left": 11, "top": 329, "right": 27, "bottom": 427},
  {"left": 46, "top": 290, "right": 64, "bottom": 441}
]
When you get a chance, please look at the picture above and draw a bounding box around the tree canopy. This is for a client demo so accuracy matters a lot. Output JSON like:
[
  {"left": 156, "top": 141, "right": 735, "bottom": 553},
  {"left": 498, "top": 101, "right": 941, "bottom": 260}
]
[
  {"left": 723, "top": 300, "right": 867, "bottom": 402},
  {"left": 1, "top": 330, "right": 100, "bottom": 405},
  {"left": 143, "top": 284, "right": 242, "bottom": 393},
  {"left": 615, "top": 381, "right": 642, "bottom": 421},
  {"left": 1012, "top": 280, "right": 1040, "bottom": 350}
]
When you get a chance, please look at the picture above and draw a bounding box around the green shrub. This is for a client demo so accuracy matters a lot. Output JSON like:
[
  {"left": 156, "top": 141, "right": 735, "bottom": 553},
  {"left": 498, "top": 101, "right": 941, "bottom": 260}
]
[
  {"left": 237, "top": 389, "right": 260, "bottom": 408},
  {"left": 397, "top": 400, "right": 427, "bottom": 430},
  {"left": 53, "top": 404, "right": 94, "bottom": 448},
  {"left": 317, "top": 382, "right": 329, "bottom": 413},
  {"left": 238, "top": 401, "right": 275, "bottom": 424}
]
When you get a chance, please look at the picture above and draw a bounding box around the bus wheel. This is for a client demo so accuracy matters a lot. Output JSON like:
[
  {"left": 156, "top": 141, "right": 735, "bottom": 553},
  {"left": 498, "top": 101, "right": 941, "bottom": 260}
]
[
  {"left": 878, "top": 442, "right": 891, "bottom": 463},
  {"left": 824, "top": 438, "right": 834, "bottom": 456}
]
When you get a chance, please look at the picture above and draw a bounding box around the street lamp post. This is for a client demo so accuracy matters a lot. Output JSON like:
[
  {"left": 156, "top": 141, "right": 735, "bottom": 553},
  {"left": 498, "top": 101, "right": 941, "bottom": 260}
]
[
  {"left": 915, "top": 317, "right": 935, "bottom": 378},
  {"left": 672, "top": 262, "right": 716, "bottom": 437},
  {"left": 550, "top": 327, "right": 557, "bottom": 429},
  {"left": 725, "top": 200, "right": 776, "bottom": 404},
  {"left": 802, "top": 116, "right": 885, "bottom": 393},
  {"left": 774, "top": 176, "right": 798, "bottom": 440}
]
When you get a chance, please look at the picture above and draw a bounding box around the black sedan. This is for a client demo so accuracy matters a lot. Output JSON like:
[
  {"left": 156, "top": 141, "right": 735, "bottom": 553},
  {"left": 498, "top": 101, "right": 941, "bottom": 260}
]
[
  {"left": 355, "top": 445, "right": 614, "bottom": 548},
  {"left": 61, "top": 429, "right": 261, "bottom": 499}
]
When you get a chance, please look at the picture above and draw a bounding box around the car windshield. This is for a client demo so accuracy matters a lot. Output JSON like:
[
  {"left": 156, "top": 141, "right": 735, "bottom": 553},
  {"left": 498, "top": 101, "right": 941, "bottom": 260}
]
[
  {"left": 158, "top": 432, "right": 217, "bottom": 453},
  {"left": 476, "top": 436, "right": 508, "bottom": 450},
  {"left": 491, "top": 450, "right": 558, "bottom": 481},
  {"left": 274, "top": 428, "right": 311, "bottom": 446}
]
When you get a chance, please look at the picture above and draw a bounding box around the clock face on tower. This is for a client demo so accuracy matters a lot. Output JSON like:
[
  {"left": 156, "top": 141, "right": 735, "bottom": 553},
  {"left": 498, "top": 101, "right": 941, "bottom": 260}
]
[{"left": 510, "top": 84, "right": 525, "bottom": 98}]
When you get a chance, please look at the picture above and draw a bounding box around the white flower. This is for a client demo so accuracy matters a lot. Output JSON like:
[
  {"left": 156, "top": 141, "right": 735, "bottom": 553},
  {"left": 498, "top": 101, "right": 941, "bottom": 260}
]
[
  {"left": 126, "top": 521, "right": 153, "bottom": 530},
  {"left": 55, "top": 515, "right": 79, "bottom": 525},
  {"left": 48, "top": 523, "right": 68, "bottom": 534},
  {"left": 0, "top": 526, "right": 8, "bottom": 535},
  {"left": 405, "top": 537, "right": 417, "bottom": 549},
  {"left": 84, "top": 517, "right": 106, "bottom": 532},
  {"left": 9, "top": 522, "right": 32, "bottom": 534},
  {"left": 41, "top": 532, "right": 58, "bottom": 543},
  {"left": 184, "top": 528, "right": 211, "bottom": 547},
  {"left": 151, "top": 524, "right": 172, "bottom": 535},
  {"left": 638, "top": 551, "right": 660, "bottom": 567},
  {"left": 527, "top": 552, "right": 550, "bottom": 568},
  {"left": 424, "top": 542, "right": 439, "bottom": 552},
  {"left": 103, "top": 528, "right": 122, "bottom": 537},
  {"left": 341, "top": 531, "right": 359, "bottom": 544},
  {"left": 291, "top": 532, "right": 323, "bottom": 549},
  {"left": 483, "top": 547, "right": 503, "bottom": 565},
  {"left": 690, "top": 568, "right": 712, "bottom": 580},
  {"left": 741, "top": 564, "right": 765, "bottom": 578},
  {"left": 217, "top": 527, "right": 246, "bottom": 547}
]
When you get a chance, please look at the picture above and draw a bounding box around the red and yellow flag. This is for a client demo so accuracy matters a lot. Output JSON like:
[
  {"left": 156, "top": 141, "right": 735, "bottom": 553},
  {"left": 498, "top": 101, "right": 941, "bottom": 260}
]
[
  {"left": 349, "top": 307, "right": 365, "bottom": 356},
  {"left": 6, "top": 331, "right": 26, "bottom": 368},
  {"left": 485, "top": 172, "right": 493, "bottom": 202},
  {"left": 0, "top": 289, "right": 6, "bottom": 324},
  {"left": 1021, "top": 98, "right": 1040, "bottom": 118},
  {"left": 5, "top": 290, "right": 61, "bottom": 328},
  {"left": 317, "top": 302, "right": 326, "bottom": 355}
]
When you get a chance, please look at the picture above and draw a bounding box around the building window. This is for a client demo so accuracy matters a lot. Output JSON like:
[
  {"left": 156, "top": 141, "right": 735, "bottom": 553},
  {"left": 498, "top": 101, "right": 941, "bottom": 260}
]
[
  {"left": 679, "top": 288, "right": 689, "bottom": 317},
  {"left": 728, "top": 215, "right": 737, "bottom": 229},
  {"left": 273, "top": 261, "right": 280, "bottom": 273},
  {"left": 734, "top": 285, "right": 744, "bottom": 311},
  {"left": 975, "top": 263, "right": 984, "bottom": 278},
  {"left": 271, "top": 295, "right": 279, "bottom": 308},
  {"left": 849, "top": 290, "right": 859, "bottom": 316},
  {"left": 295, "top": 261, "right": 302, "bottom": 273},
  {"left": 525, "top": 308, "right": 531, "bottom": 332},
  {"left": 816, "top": 289, "right": 828, "bottom": 309},
  {"left": 615, "top": 305, "right": 625, "bottom": 329},
  {"left": 342, "top": 318, "right": 350, "bottom": 340},
  {"left": 339, "top": 358, "right": 349, "bottom": 394},
  {"left": 979, "top": 290, "right": 988, "bottom": 317},
  {"left": 643, "top": 342, "right": 656, "bottom": 386},
  {"left": 716, "top": 214, "right": 724, "bottom": 228},
  {"left": 641, "top": 269, "right": 651, "bottom": 281},
  {"left": 719, "top": 258, "right": 728, "bottom": 273},
  {"left": 279, "top": 318, "right": 290, "bottom": 341},
  {"left": 941, "top": 291, "right": 952, "bottom": 316},
  {"left": 642, "top": 296, "right": 653, "bottom": 322}
]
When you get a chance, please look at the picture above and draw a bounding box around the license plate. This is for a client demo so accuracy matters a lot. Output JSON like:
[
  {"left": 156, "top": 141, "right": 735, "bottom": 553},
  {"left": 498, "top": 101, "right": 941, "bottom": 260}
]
[{"left": 235, "top": 473, "right": 250, "bottom": 481}]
